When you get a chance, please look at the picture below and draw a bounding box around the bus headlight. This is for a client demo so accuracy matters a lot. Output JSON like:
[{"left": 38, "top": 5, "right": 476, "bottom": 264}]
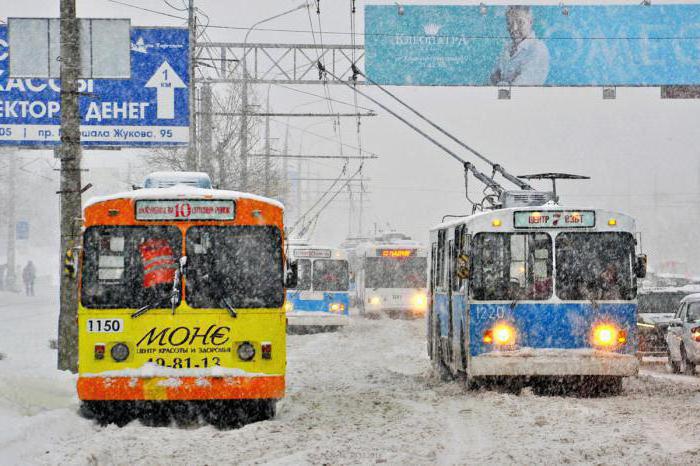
[
  {"left": 412, "top": 293, "right": 427, "bottom": 309},
  {"left": 369, "top": 296, "right": 381, "bottom": 305},
  {"left": 237, "top": 342, "right": 256, "bottom": 361},
  {"left": 284, "top": 300, "right": 294, "bottom": 312},
  {"left": 329, "top": 302, "right": 345, "bottom": 312},
  {"left": 483, "top": 323, "right": 516, "bottom": 346},
  {"left": 110, "top": 343, "right": 130, "bottom": 362},
  {"left": 592, "top": 323, "right": 627, "bottom": 348}
]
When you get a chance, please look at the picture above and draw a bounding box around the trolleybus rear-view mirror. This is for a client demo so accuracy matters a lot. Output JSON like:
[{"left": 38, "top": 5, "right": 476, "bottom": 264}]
[
  {"left": 285, "top": 261, "right": 299, "bottom": 289},
  {"left": 634, "top": 254, "right": 648, "bottom": 279}
]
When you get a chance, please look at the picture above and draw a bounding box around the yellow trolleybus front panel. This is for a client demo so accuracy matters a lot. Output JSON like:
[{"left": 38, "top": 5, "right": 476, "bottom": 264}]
[{"left": 77, "top": 189, "right": 286, "bottom": 401}]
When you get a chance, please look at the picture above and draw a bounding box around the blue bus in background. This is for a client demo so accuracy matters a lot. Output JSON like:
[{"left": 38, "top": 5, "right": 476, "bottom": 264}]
[
  {"left": 428, "top": 206, "right": 648, "bottom": 395},
  {"left": 286, "top": 243, "right": 351, "bottom": 333}
]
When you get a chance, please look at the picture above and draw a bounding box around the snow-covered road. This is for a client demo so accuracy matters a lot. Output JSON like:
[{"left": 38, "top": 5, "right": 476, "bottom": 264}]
[{"left": 1, "top": 290, "right": 699, "bottom": 465}]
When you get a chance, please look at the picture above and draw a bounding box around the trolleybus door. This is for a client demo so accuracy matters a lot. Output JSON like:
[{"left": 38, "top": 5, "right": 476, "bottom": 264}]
[{"left": 451, "top": 225, "right": 470, "bottom": 372}]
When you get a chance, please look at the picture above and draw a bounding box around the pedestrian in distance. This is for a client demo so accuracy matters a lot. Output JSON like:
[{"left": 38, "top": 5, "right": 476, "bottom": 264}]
[
  {"left": 0, "top": 263, "right": 6, "bottom": 291},
  {"left": 22, "top": 260, "right": 36, "bottom": 297}
]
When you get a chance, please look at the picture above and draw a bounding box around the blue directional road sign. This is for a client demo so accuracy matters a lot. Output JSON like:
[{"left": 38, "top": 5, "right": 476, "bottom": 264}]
[
  {"left": 0, "top": 27, "right": 189, "bottom": 147},
  {"left": 15, "top": 221, "right": 29, "bottom": 240}
]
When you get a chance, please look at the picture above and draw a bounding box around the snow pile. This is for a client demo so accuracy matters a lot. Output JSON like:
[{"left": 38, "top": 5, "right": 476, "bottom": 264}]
[{"left": 81, "top": 362, "right": 275, "bottom": 379}]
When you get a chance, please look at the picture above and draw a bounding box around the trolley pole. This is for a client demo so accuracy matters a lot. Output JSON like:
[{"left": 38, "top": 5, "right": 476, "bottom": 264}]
[
  {"left": 57, "top": 0, "right": 82, "bottom": 372},
  {"left": 186, "top": 0, "right": 197, "bottom": 171}
]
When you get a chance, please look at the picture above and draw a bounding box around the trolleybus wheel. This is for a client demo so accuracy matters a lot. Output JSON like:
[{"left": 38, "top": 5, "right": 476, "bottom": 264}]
[
  {"left": 83, "top": 401, "right": 136, "bottom": 427},
  {"left": 137, "top": 401, "right": 171, "bottom": 427}
]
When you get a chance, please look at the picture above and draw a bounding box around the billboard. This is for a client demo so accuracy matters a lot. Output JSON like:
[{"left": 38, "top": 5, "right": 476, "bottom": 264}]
[
  {"left": 0, "top": 26, "right": 189, "bottom": 147},
  {"left": 365, "top": 4, "right": 700, "bottom": 86}
]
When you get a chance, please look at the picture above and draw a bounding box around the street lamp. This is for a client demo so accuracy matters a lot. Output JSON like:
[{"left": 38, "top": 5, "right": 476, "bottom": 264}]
[{"left": 239, "top": 3, "right": 308, "bottom": 192}]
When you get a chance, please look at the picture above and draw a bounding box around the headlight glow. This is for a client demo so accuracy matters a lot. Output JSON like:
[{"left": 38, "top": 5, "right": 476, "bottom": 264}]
[
  {"left": 483, "top": 323, "right": 516, "bottom": 346},
  {"left": 412, "top": 293, "right": 427, "bottom": 309},
  {"left": 284, "top": 300, "right": 294, "bottom": 312},
  {"left": 329, "top": 302, "right": 345, "bottom": 312},
  {"left": 369, "top": 296, "right": 381, "bottom": 305},
  {"left": 592, "top": 323, "right": 626, "bottom": 348}
]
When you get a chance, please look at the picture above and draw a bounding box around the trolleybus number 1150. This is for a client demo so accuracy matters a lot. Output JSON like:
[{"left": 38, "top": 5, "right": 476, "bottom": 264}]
[{"left": 86, "top": 319, "right": 124, "bottom": 333}]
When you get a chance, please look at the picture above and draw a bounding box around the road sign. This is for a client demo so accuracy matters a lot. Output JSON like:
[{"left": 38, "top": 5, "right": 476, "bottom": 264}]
[
  {"left": 0, "top": 26, "right": 188, "bottom": 147},
  {"left": 15, "top": 221, "right": 29, "bottom": 240}
]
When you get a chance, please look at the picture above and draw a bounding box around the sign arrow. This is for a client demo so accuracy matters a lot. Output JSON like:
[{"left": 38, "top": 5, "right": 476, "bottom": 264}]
[{"left": 145, "top": 60, "right": 186, "bottom": 120}]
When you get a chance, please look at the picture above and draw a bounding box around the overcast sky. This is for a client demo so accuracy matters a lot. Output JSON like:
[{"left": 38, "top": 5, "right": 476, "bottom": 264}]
[{"left": 1, "top": 0, "right": 699, "bottom": 275}]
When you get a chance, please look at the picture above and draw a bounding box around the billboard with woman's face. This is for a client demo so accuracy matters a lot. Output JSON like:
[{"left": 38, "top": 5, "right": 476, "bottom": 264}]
[{"left": 364, "top": 4, "right": 700, "bottom": 86}]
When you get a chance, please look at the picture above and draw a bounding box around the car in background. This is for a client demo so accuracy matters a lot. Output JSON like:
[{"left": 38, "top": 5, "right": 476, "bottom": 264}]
[
  {"left": 666, "top": 293, "right": 700, "bottom": 375},
  {"left": 637, "top": 288, "right": 693, "bottom": 358}
]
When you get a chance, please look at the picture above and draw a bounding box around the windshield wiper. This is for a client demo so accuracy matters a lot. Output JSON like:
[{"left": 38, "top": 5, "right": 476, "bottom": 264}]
[
  {"left": 220, "top": 296, "right": 237, "bottom": 318},
  {"left": 132, "top": 295, "right": 170, "bottom": 318}
]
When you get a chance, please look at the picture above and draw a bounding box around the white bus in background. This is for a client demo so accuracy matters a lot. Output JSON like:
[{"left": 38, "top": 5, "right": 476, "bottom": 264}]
[{"left": 354, "top": 233, "right": 428, "bottom": 319}]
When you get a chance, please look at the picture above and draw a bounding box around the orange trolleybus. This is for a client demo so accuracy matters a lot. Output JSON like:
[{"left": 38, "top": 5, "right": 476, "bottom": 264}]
[{"left": 76, "top": 182, "right": 295, "bottom": 427}]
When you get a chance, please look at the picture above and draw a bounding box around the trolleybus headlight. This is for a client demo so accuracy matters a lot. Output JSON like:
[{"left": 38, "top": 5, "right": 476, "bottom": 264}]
[
  {"left": 110, "top": 343, "right": 130, "bottom": 362},
  {"left": 284, "top": 301, "right": 294, "bottom": 312},
  {"left": 592, "top": 323, "right": 626, "bottom": 348},
  {"left": 329, "top": 302, "right": 345, "bottom": 312},
  {"left": 412, "top": 293, "right": 427, "bottom": 309},
  {"left": 237, "top": 342, "right": 256, "bottom": 361},
  {"left": 369, "top": 296, "right": 381, "bottom": 305},
  {"left": 483, "top": 323, "right": 516, "bottom": 346}
]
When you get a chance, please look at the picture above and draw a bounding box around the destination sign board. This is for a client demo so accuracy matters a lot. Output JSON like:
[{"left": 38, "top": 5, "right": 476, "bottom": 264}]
[
  {"left": 294, "top": 249, "right": 332, "bottom": 259},
  {"left": 377, "top": 249, "right": 416, "bottom": 258},
  {"left": 0, "top": 26, "right": 188, "bottom": 147},
  {"left": 513, "top": 211, "right": 595, "bottom": 229},
  {"left": 135, "top": 200, "right": 235, "bottom": 221}
]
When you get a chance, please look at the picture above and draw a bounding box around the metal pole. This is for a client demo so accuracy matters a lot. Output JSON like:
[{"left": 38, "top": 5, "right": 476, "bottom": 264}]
[
  {"left": 239, "top": 4, "right": 308, "bottom": 193},
  {"left": 264, "top": 85, "right": 271, "bottom": 196},
  {"left": 187, "top": 0, "right": 197, "bottom": 171},
  {"left": 200, "top": 82, "right": 213, "bottom": 176},
  {"left": 57, "top": 0, "right": 82, "bottom": 373},
  {"left": 6, "top": 154, "right": 17, "bottom": 292}
]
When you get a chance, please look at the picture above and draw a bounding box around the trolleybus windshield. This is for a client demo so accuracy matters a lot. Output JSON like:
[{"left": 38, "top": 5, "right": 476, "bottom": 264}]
[
  {"left": 185, "top": 226, "right": 284, "bottom": 309},
  {"left": 471, "top": 233, "right": 552, "bottom": 301},
  {"left": 365, "top": 257, "right": 427, "bottom": 289},
  {"left": 555, "top": 232, "right": 636, "bottom": 301},
  {"left": 81, "top": 226, "right": 182, "bottom": 309},
  {"left": 312, "top": 259, "right": 349, "bottom": 292}
]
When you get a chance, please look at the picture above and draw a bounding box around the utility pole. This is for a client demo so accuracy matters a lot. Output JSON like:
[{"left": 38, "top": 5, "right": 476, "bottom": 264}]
[
  {"left": 200, "top": 82, "right": 213, "bottom": 176},
  {"left": 6, "top": 154, "right": 17, "bottom": 291},
  {"left": 239, "top": 65, "right": 249, "bottom": 191},
  {"left": 264, "top": 87, "right": 271, "bottom": 196},
  {"left": 187, "top": 0, "right": 197, "bottom": 171},
  {"left": 57, "top": 0, "right": 82, "bottom": 373}
]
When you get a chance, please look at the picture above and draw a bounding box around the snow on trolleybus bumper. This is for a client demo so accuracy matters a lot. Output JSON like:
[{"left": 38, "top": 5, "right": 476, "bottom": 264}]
[
  {"left": 77, "top": 366, "right": 285, "bottom": 401},
  {"left": 469, "top": 348, "right": 639, "bottom": 377}
]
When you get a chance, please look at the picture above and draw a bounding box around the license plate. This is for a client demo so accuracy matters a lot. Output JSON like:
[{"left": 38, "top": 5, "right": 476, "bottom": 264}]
[{"left": 86, "top": 318, "right": 124, "bottom": 333}]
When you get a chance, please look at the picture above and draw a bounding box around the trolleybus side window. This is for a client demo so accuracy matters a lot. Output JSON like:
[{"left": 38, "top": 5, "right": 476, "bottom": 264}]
[
  {"left": 447, "top": 239, "right": 455, "bottom": 292},
  {"left": 471, "top": 233, "right": 552, "bottom": 301},
  {"left": 295, "top": 259, "right": 312, "bottom": 290},
  {"left": 312, "top": 259, "right": 349, "bottom": 292},
  {"left": 186, "top": 226, "right": 284, "bottom": 308},
  {"left": 81, "top": 226, "right": 182, "bottom": 308},
  {"left": 555, "top": 232, "right": 636, "bottom": 301},
  {"left": 436, "top": 230, "right": 446, "bottom": 288}
]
